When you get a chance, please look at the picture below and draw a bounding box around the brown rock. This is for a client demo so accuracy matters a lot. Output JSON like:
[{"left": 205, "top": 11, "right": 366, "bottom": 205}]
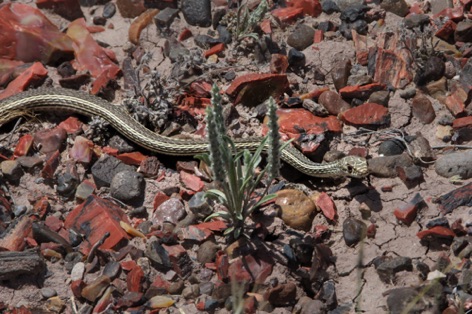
[
  {"left": 36, "top": 0, "right": 84, "bottom": 21},
  {"left": 368, "top": 154, "right": 414, "bottom": 177},
  {"left": 270, "top": 54, "right": 289, "bottom": 74},
  {"left": 422, "top": 77, "right": 447, "bottom": 101},
  {"left": 331, "top": 59, "right": 351, "bottom": 91},
  {"left": 340, "top": 103, "right": 390, "bottom": 126},
  {"left": 435, "top": 20, "right": 456, "bottom": 42},
  {"left": 34, "top": 128, "right": 67, "bottom": 154},
  {"left": 116, "top": 0, "right": 146, "bottom": 18},
  {"left": 318, "top": 91, "right": 351, "bottom": 115},
  {"left": 264, "top": 282, "right": 297, "bottom": 306},
  {"left": 81, "top": 275, "right": 111, "bottom": 302},
  {"left": 411, "top": 93, "right": 435, "bottom": 124},
  {"left": 275, "top": 189, "right": 316, "bottom": 231}
]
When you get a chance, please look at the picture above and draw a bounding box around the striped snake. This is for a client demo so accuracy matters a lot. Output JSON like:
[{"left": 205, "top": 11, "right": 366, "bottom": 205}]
[{"left": 0, "top": 88, "right": 369, "bottom": 178}]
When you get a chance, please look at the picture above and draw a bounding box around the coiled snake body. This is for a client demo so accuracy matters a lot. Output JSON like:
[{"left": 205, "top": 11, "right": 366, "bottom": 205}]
[{"left": 0, "top": 88, "right": 369, "bottom": 178}]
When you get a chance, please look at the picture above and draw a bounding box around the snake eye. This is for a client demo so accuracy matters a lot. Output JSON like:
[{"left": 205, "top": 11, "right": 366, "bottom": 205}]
[{"left": 346, "top": 164, "right": 354, "bottom": 174}]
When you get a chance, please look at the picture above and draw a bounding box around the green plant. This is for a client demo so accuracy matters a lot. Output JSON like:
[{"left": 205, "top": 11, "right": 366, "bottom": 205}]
[
  {"left": 197, "top": 83, "right": 287, "bottom": 239},
  {"left": 235, "top": 0, "right": 268, "bottom": 41}
]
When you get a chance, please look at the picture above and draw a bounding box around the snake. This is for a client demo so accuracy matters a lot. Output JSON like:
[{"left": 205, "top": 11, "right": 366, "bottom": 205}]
[{"left": 0, "top": 88, "right": 369, "bottom": 178}]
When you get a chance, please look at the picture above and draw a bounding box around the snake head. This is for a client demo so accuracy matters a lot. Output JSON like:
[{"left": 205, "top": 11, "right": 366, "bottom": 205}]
[{"left": 339, "top": 156, "right": 369, "bottom": 178}]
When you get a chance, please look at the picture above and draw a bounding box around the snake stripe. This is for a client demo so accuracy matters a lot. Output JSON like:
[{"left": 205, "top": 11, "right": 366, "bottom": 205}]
[{"left": 0, "top": 88, "right": 368, "bottom": 178}]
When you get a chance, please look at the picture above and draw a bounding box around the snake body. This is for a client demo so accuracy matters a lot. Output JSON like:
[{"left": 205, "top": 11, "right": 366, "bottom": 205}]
[{"left": 0, "top": 88, "right": 368, "bottom": 178}]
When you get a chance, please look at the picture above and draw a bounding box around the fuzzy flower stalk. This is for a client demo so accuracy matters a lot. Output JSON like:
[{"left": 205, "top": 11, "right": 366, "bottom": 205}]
[{"left": 200, "top": 84, "right": 285, "bottom": 240}]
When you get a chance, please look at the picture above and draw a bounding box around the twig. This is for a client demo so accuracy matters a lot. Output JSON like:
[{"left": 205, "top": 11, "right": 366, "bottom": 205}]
[{"left": 432, "top": 145, "right": 472, "bottom": 150}]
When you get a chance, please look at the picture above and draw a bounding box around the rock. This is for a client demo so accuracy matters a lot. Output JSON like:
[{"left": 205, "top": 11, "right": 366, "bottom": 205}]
[
  {"left": 182, "top": 284, "right": 200, "bottom": 299},
  {"left": 319, "top": 280, "right": 337, "bottom": 309},
  {"left": 116, "top": 0, "right": 145, "bottom": 18},
  {"left": 435, "top": 150, "right": 472, "bottom": 179},
  {"left": 403, "top": 14, "right": 430, "bottom": 29},
  {"left": 275, "top": 189, "right": 317, "bottom": 231},
  {"left": 455, "top": 20, "right": 472, "bottom": 43},
  {"left": 411, "top": 93, "right": 436, "bottom": 124},
  {"left": 335, "top": 0, "right": 365, "bottom": 11},
  {"left": 340, "top": 103, "right": 390, "bottom": 126},
  {"left": 152, "top": 198, "right": 186, "bottom": 226},
  {"left": 41, "top": 287, "right": 57, "bottom": 299},
  {"left": 154, "top": 7, "right": 179, "bottom": 28},
  {"left": 1, "top": 160, "right": 23, "bottom": 183},
  {"left": 444, "top": 61, "right": 456, "bottom": 79},
  {"left": 331, "top": 59, "right": 351, "bottom": 91},
  {"left": 430, "top": 0, "right": 453, "bottom": 15},
  {"left": 108, "top": 135, "right": 135, "bottom": 153},
  {"left": 415, "top": 56, "right": 445, "bottom": 86},
  {"left": 110, "top": 171, "right": 145, "bottom": 204},
  {"left": 378, "top": 138, "right": 408, "bottom": 156},
  {"left": 81, "top": 275, "right": 111, "bottom": 302},
  {"left": 188, "top": 192, "right": 211, "bottom": 218},
  {"left": 56, "top": 173, "right": 79, "bottom": 197},
  {"left": 396, "top": 165, "right": 424, "bottom": 188},
  {"left": 264, "top": 282, "right": 297, "bottom": 306},
  {"left": 91, "top": 155, "right": 135, "bottom": 188},
  {"left": 294, "top": 296, "right": 326, "bottom": 314},
  {"left": 368, "top": 90, "right": 390, "bottom": 106},
  {"left": 34, "top": 128, "right": 67, "bottom": 154},
  {"left": 399, "top": 87, "right": 416, "bottom": 99},
  {"left": 318, "top": 91, "right": 351, "bottom": 115},
  {"left": 393, "top": 193, "right": 426, "bottom": 225},
  {"left": 287, "top": 24, "right": 315, "bottom": 51},
  {"left": 386, "top": 288, "right": 424, "bottom": 314},
  {"left": 288, "top": 48, "right": 306, "bottom": 67},
  {"left": 435, "top": 125, "right": 453, "bottom": 142},
  {"left": 368, "top": 154, "right": 414, "bottom": 177},
  {"left": 302, "top": 98, "right": 329, "bottom": 116},
  {"left": 45, "top": 296, "right": 65, "bottom": 313},
  {"left": 343, "top": 218, "right": 367, "bottom": 247},
  {"left": 322, "top": 0, "right": 339, "bottom": 14},
  {"left": 181, "top": 0, "right": 211, "bottom": 27},
  {"left": 380, "top": 0, "right": 409, "bottom": 17},
  {"left": 197, "top": 240, "right": 219, "bottom": 264}
]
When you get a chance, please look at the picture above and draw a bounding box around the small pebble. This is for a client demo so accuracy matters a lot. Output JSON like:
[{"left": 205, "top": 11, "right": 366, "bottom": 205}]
[{"left": 41, "top": 288, "right": 57, "bottom": 299}]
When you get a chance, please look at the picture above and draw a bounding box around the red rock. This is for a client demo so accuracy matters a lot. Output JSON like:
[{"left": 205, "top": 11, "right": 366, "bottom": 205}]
[
  {"left": 70, "top": 280, "right": 85, "bottom": 298},
  {"left": 41, "top": 150, "right": 61, "bottom": 179},
  {"left": 314, "top": 192, "right": 337, "bottom": 222},
  {"left": 299, "top": 87, "right": 330, "bottom": 101},
  {"left": 445, "top": 86, "right": 467, "bottom": 116},
  {"left": 313, "top": 29, "right": 324, "bottom": 43},
  {"left": 178, "top": 225, "right": 212, "bottom": 242},
  {"left": 271, "top": 7, "right": 304, "bottom": 25},
  {"left": 260, "top": 19, "right": 272, "bottom": 34},
  {"left": 152, "top": 191, "right": 170, "bottom": 211},
  {"left": 121, "top": 260, "right": 137, "bottom": 271},
  {"left": 139, "top": 156, "right": 160, "bottom": 177},
  {"left": 288, "top": 0, "right": 322, "bottom": 17},
  {"left": 180, "top": 171, "right": 204, "bottom": 192},
  {"left": 150, "top": 275, "right": 171, "bottom": 291},
  {"left": 314, "top": 224, "right": 329, "bottom": 239},
  {"left": 340, "top": 103, "right": 390, "bottom": 126},
  {"left": 318, "top": 90, "right": 351, "bottom": 115},
  {"left": 435, "top": 20, "right": 457, "bottom": 42},
  {"left": 274, "top": 108, "right": 342, "bottom": 138},
  {"left": 352, "top": 30, "right": 369, "bottom": 65},
  {"left": 393, "top": 193, "right": 426, "bottom": 225},
  {"left": 228, "top": 254, "right": 273, "bottom": 284},
  {"left": 270, "top": 54, "right": 289, "bottom": 74},
  {"left": 339, "top": 83, "right": 386, "bottom": 99},
  {"left": 64, "top": 195, "right": 130, "bottom": 255},
  {"left": 127, "top": 265, "right": 144, "bottom": 292},
  {"left": 161, "top": 244, "right": 192, "bottom": 277},
  {"left": 409, "top": 3, "right": 424, "bottom": 14},
  {"left": 93, "top": 286, "right": 113, "bottom": 313},
  {"left": 70, "top": 136, "right": 93, "bottom": 164},
  {"left": 58, "top": 117, "right": 83, "bottom": 134},
  {"left": 128, "top": 9, "right": 159, "bottom": 45},
  {"left": 195, "top": 220, "right": 228, "bottom": 232},
  {"left": 0, "top": 62, "right": 49, "bottom": 100},
  {"left": 226, "top": 73, "right": 289, "bottom": 105},
  {"left": 417, "top": 226, "right": 456, "bottom": 241},
  {"left": 33, "top": 196, "right": 50, "bottom": 219},
  {"left": 215, "top": 251, "right": 229, "bottom": 281},
  {"left": 0, "top": 3, "right": 74, "bottom": 63},
  {"left": 45, "top": 215, "right": 63, "bottom": 232},
  {"left": 373, "top": 48, "right": 412, "bottom": 89},
  {"left": 117, "top": 152, "right": 147, "bottom": 166},
  {"left": 367, "top": 224, "right": 376, "bottom": 238},
  {"left": 453, "top": 116, "right": 472, "bottom": 129},
  {"left": 434, "top": 7, "right": 464, "bottom": 22},
  {"left": 204, "top": 43, "right": 225, "bottom": 58},
  {"left": 13, "top": 134, "right": 34, "bottom": 158},
  {"left": 178, "top": 28, "right": 192, "bottom": 41},
  {"left": 116, "top": 0, "right": 146, "bottom": 18},
  {"left": 66, "top": 18, "right": 121, "bottom": 95},
  {"left": 411, "top": 93, "right": 436, "bottom": 124},
  {"left": 36, "top": 0, "right": 84, "bottom": 21},
  {"left": 0, "top": 216, "right": 33, "bottom": 251},
  {"left": 189, "top": 81, "right": 212, "bottom": 98}
]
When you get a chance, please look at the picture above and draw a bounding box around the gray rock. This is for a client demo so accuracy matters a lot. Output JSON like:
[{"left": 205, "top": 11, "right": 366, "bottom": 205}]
[
  {"left": 368, "top": 91, "right": 390, "bottom": 106},
  {"left": 188, "top": 192, "right": 211, "bottom": 217},
  {"left": 154, "top": 7, "right": 179, "bottom": 28},
  {"left": 41, "top": 288, "right": 57, "bottom": 299},
  {"left": 102, "top": 2, "right": 116, "bottom": 18},
  {"left": 377, "top": 256, "right": 413, "bottom": 283},
  {"left": 342, "top": 218, "right": 367, "bottom": 247},
  {"left": 386, "top": 288, "right": 425, "bottom": 314},
  {"left": 403, "top": 14, "right": 430, "bottom": 29},
  {"left": 108, "top": 135, "right": 135, "bottom": 153},
  {"left": 287, "top": 24, "right": 315, "bottom": 51},
  {"left": 331, "top": 59, "right": 351, "bottom": 91},
  {"left": 197, "top": 240, "right": 219, "bottom": 264},
  {"left": 378, "top": 139, "right": 407, "bottom": 156},
  {"left": 368, "top": 154, "right": 414, "bottom": 177},
  {"left": 455, "top": 20, "right": 472, "bottom": 43},
  {"left": 91, "top": 155, "right": 135, "bottom": 188},
  {"left": 181, "top": 0, "right": 211, "bottom": 27},
  {"left": 435, "top": 150, "right": 472, "bottom": 179},
  {"left": 322, "top": 0, "right": 339, "bottom": 14},
  {"left": 335, "top": 0, "right": 365, "bottom": 11},
  {"left": 110, "top": 170, "right": 145, "bottom": 204},
  {"left": 399, "top": 87, "right": 416, "bottom": 99}
]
